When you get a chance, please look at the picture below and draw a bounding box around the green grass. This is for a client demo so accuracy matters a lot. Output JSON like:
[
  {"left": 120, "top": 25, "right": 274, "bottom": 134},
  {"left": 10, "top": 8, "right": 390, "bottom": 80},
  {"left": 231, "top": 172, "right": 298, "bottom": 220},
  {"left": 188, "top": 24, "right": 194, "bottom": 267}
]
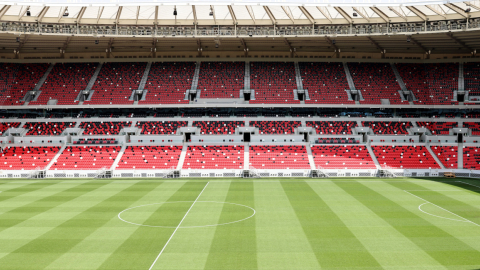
[{"left": 0, "top": 177, "right": 479, "bottom": 269}]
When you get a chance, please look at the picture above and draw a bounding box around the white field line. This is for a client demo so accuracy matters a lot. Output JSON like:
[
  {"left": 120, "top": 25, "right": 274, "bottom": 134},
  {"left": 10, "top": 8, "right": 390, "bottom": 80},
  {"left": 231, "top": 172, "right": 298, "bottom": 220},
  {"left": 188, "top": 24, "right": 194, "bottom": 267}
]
[
  {"left": 457, "top": 181, "right": 480, "bottom": 190},
  {"left": 418, "top": 202, "right": 470, "bottom": 223},
  {"left": 403, "top": 190, "right": 480, "bottom": 227},
  {"left": 148, "top": 181, "right": 210, "bottom": 270}
]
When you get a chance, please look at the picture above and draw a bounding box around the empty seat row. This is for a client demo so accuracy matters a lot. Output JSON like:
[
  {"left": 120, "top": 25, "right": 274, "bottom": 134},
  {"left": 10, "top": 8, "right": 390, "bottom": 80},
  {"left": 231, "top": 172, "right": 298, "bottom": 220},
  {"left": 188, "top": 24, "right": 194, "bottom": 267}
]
[
  {"left": 116, "top": 145, "right": 182, "bottom": 169},
  {"left": 136, "top": 121, "right": 188, "bottom": 135},
  {"left": 372, "top": 145, "right": 440, "bottom": 169},
  {"left": 315, "top": 138, "right": 359, "bottom": 144},
  {"left": 249, "top": 145, "right": 310, "bottom": 169},
  {"left": 193, "top": 121, "right": 244, "bottom": 135},
  {"left": 306, "top": 121, "right": 357, "bottom": 135},
  {"left": 362, "top": 121, "right": 412, "bottom": 135},
  {"left": 416, "top": 122, "right": 457, "bottom": 135},
  {"left": 80, "top": 121, "right": 131, "bottom": 135},
  {"left": 51, "top": 146, "right": 120, "bottom": 170},
  {"left": 0, "top": 146, "right": 60, "bottom": 170},
  {"left": 183, "top": 145, "right": 244, "bottom": 169},
  {"left": 311, "top": 145, "right": 376, "bottom": 169},
  {"left": 249, "top": 121, "right": 301, "bottom": 134},
  {"left": 198, "top": 62, "right": 244, "bottom": 99},
  {"left": 24, "top": 122, "right": 75, "bottom": 136}
]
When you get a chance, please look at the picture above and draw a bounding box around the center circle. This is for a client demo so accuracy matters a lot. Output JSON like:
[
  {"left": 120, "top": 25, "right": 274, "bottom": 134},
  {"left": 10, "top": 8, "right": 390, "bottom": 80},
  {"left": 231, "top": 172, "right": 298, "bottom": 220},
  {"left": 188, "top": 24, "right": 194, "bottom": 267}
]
[{"left": 118, "top": 201, "right": 255, "bottom": 228}]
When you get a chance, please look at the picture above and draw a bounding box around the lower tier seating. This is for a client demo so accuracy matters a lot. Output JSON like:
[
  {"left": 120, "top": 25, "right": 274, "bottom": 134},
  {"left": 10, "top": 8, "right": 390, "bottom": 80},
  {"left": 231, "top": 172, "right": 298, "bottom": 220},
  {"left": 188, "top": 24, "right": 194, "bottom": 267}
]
[
  {"left": 183, "top": 145, "right": 244, "bottom": 169},
  {"left": 116, "top": 145, "right": 182, "bottom": 169},
  {"left": 249, "top": 145, "right": 310, "bottom": 169},
  {"left": 306, "top": 121, "right": 357, "bottom": 134},
  {"left": 50, "top": 146, "right": 120, "bottom": 170},
  {"left": 362, "top": 121, "right": 412, "bottom": 135},
  {"left": 0, "top": 122, "right": 20, "bottom": 135},
  {"left": 430, "top": 146, "right": 458, "bottom": 169},
  {"left": 249, "top": 121, "right": 301, "bottom": 134},
  {"left": 372, "top": 145, "right": 440, "bottom": 169},
  {"left": 136, "top": 121, "right": 188, "bottom": 135},
  {"left": 193, "top": 121, "right": 244, "bottom": 135},
  {"left": 464, "top": 147, "right": 480, "bottom": 170},
  {"left": 24, "top": 122, "right": 75, "bottom": 136},
  {"left": 416, "top": 122, "right": 457, "bottom": 135},
  {"left": 0, "top": 146, "right": 60, "bottom": 170},
  {"left": 311, "top": 145, "right": 376, "bottom": 169}
]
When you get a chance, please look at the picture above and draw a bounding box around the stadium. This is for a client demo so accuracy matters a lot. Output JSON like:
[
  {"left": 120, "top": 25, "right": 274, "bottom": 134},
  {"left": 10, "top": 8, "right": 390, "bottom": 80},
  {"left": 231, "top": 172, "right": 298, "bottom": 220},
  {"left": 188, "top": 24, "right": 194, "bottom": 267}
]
[{"left": 0, "top": 0, "right": 480, "bottom": 268}]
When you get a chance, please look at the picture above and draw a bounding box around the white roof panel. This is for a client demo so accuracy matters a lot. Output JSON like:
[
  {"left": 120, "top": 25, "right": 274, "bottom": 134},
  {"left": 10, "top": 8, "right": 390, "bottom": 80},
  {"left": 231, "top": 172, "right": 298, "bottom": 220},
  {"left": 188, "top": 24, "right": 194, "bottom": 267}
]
[
  {"left": 120, "top": 5, "right": 137, "bottom": 20},
  {"left": 101, "top": 6, "right": 119, "bottom": 20},
  {"left": 138, "top": 6, "right": 155, "bottom": 20},
  {"left": 231, "top": 5, "right": 252, "bottom": 20},
  {"left": 82, "top": 6, "right": 101, "bottom": 19},
  {"left": 304, "top": 6, "right": 326, "bottom": 20}
]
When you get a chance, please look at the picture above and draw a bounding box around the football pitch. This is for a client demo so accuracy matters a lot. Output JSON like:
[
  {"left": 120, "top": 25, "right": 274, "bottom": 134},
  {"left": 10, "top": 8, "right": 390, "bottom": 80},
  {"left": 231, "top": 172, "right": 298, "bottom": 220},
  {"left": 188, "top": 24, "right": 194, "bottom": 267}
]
[{"left": 0, "top": 178, "right": 479, "bottom": 270}]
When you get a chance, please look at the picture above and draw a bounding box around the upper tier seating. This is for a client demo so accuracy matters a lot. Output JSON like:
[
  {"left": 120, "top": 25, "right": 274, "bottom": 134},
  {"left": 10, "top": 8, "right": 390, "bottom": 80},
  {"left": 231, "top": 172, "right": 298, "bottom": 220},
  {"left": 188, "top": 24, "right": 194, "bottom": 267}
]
[
  {"left": 372, "top": 145, "right": 440, "bottom": 169},
  {"left": 0, "top": 146, "right": 60, "bottom": 170},
  {"left": 464, "top": 147, "right": 480, "bottom": 170},
  {"left": 362, "top": 121, "right": 412, "bottom": 135},
  {"left": 80, "top": 121, "right": 131, "bottom": 135},
  {"left": 250, "top": 62, "right": 299, "bottom": 104},
  {"left": 197, "top": 62, "right": 244, "bottom": 99},
  {"left": 140, "top": 62, "right": 194, "bottom": 104},
  {"left": 306, "top": 121, "right": 357, "bottom": 134},
  {"left": 430, "top": 146, "right": 458, "bottom": 169},
  {"left": 29, "top": 63, "right": 96, "bottom": 105},
  {"left": 0, "top": 122, "right": 20, "bottom": 135},
  {"left": 250, "top": 121, "right": 301, "bottom": 134},
  {"left": 0, "top": 63, "right": 50, "bottom": 106},
  {"left": 299, "top": 62, "right": 354, "bottom": 104},
  {"left": 51, "top": 146, "right": 120, "bottom": 170},
  {"left": 464, "top": 62, "right": 480, "bottom": 95},
  {"left": 193, "top": 121, "right": 244, "bottom": 135},
  {"left": 116, "top": 145, "right": 182, "bottom": 169},
  {"left": 183, "top": 145, "right": 244, "bottom": 169},
  {"left": 136, "top": 121, "right": 188, "bottom": 135},
  {"left": 24, "top": 122, "right": 75, "bottom": 136},
  {"left": 416, "top": 122, "right": 457, "bottom": 135},
  {"left": 249, "top": 145, "right": 310, "bottom": 169},
  {"left": 311, "top": 145, "right": 376, "bottom": 169},
  {"left": 396, "top": 63, "right": 458, "bottom": 105},
  {"left": 463, "top": 122, "right": 480, "bottom": 135},
  {"left": 84, "top": 62, "right": 146, "bottom": 105},
  {"left": 348, "top": 63, "right": 406, "bottom": 105}
]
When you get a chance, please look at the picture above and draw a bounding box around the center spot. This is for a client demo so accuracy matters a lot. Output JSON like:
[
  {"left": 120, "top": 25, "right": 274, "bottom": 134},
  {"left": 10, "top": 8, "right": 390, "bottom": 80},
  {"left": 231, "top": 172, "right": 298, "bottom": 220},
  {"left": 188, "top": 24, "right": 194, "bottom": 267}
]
[{"left": 118, "top": 201, "right": 255, "bottom": 228}]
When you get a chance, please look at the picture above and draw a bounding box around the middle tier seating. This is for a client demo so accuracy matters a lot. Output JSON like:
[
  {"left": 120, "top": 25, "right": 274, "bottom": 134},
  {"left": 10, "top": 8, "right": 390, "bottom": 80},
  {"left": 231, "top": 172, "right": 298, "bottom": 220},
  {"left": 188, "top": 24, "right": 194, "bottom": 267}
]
[
  {"left": 249, "top": 62, "right": 299, "bottom": 104},
  {"left": 193, "top": 121, "right": 244, "bottom": 135},
  {"left": 197, "top": 62, "right": 244, "bottom": 99},
  {"left": 0, "top": 146, "right": 60, "bottom": 170},
  {"left": 430, "top": 146, "right": 458, "bottom": 169},
  {"left": 348, "top": 63, "right": 406, "bottom": 105},
  {"left": 311, "top": 145, "right": 376, "bottom": 169},
  {"left": 463, "top": 62, "right": 480, "bottom": 95},
  {"left": 372, "top": 145, "right": 440, "bottom": 169},
  {"left": 306, "top": 121, "right": 357, "bottom": 134},
  {"left": 416, "top": 122, "right": 457, "bottom": 135},
  {"left": 463, "top": 122, "right": 480, "bottom": 135},
  {"left": 51, "top": 146, "right": 120, "bottom": 170},
  {"left": 136, "top": 121, "right": 188, "bottom": 135},
  {"left": 183, "top": 145, "right": 244, "bottom": 169},
  {"left": 84, "top": 62, "right": 146, "bottom": 105},
  {"left": 362, "top": 121, "right": 412, "bottom": 135},
  {"left": 249, "top": 145, "right": 310, "bottom": 169},
  {"left": 0, "top": 122, "right": 20, "bottom": 135},
  {"left": 249, "top": 121, "right": 301, "bottom": 134},
  {"left": 315, "top": 138, "right": 359, "bottom": 144},
  {"left": 74, "top": 138, "right": 117, "bottom": 145},
  {"left": 116, "top": 145, "right": 182, "bottom": 169},
  {"left": 80, "top": 121, "right": 131, "bottom": 135},
  {"left": 24, "top": 122, "right": 75, "bottom": 136},
  {"left": 463, "top": 147, "right": 480, "bottom": 170}
]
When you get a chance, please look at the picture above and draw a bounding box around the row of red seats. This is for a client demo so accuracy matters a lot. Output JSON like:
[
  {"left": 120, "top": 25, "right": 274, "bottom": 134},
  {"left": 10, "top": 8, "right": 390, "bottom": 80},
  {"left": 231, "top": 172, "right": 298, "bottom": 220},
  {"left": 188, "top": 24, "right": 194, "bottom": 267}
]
[
  {"left": 249, "top": 121, "right": 301, "bottom": 134},
  {"left": 464, "top": 147, "right": 480, "bottom": 170},
  {"left": 311, "top": 145, "right": 376, "bottom": 169},
  {"left": 362, "top": 121, "right": 412, "bottom": 135},
  {"left": 0, "top": 122, "right": 20, "bottom": 135},
  {"left": 136, "top": 121, "right": 188, "bottom": 135},
  {"left": 306, "top": 121, "right": 357, "bottom": 134},
  {"left": 0, "top": 146, "right": 60, "bottom": 170},
  {"left": 74, "top": 138, "right": 117, "bottom": 145},
  {"left": 183, "top": 145, "right": 244, "bottom": 169},
  {"left": 416, "top": 122, "right": 457, "bottom": 135},
  {"left": 116, "top": 145, "right": 182, "bottom": 169},
  {"left": 193, "top": 121, "right": 244, "bottom": 135},
  {"left": 463, "top": 62, "right": 480, "bottom": 95},
  {"left": 372, "top": 145, "right": 440, "bottom": 169},
  {"left": 198, "top": 62, "right": 244, "bottom": 99},
  {"left": 463, "top": 122, "right": 480, "bottom": 135},
  {"left": 249, "top": 145, "right": 310, "bottom": 169},
  {"left": 250, "top": 62, "right": 298, "bottom": 104},
  {"left": 80, "top": 121, "right": 132, "bottom": 135},
  {"left": 431, "top": 145, "right": 458, "bottom": 168},
  {"left": 24, "top": 122, "right": 75, "bottom": 136},
  {"left": 51, "top": 146, "right": 120, "bottom": 170}
]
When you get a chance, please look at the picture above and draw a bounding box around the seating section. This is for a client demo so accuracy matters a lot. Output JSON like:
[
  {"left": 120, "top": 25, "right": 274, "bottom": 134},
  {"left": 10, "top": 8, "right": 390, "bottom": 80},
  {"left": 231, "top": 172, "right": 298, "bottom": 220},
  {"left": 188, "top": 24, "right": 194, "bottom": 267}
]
[
  {"left": 24, "top": 122, "right": 75, "bottom": 136},
  {"left": 183, "top": 145, "right": 244, "bottom": 169},
  {"left": 250, "top": 62, "right": 299, "bottom": 104},
  {"left": 464, "top": 147, "right": 480, "bottom": 170},
  {"left": 84, "top": 62, "right": 146, "bottom": 104},
  {"left": 140, "top": 62, "right": 194, "bottom": 104},
  {"left": 29, "top": 63, "right": 96, "bottom": 105},
  {"left": 306, "top": 121, "right": 357, "bottom": 134},
  {"left": 0, "top": 122, "right": 20, "bottom": 135},
  {"left": 416, "top": 122, "right": 457, "bottom": 135},
  {"left": 136, "top": 121, "right": 188, "bottom": 135},
  {"left": 0, "top": 146, "right": 60, "bottom": 170},
  {"left": 362, "top": 121, "right": 412, "bottom": 135},
  {"left": 300, "top": 62, "right": 355, "bottom": 104},
  {"left": 80, "top": 121, "right": 131, "bottom": 135},
  {"left": 249, "top": 145, "right": 310, "bottom": 169},
  {"left": 116, "top": 145, "right": 182, "bottom": 169},
  {"left": 430, "top": 146, "right": 458, "bottom": 169},
  {"left": 464, "top": 62, "right": 480, "bottom": 95},
  {"left": 372, "top": 145, "right": 440, "bottom": 169},
  {"left": 193, "top": 121, "right": 244, "bottom": 135},
  {"left": 74, "top": 138, "right": 117, "bottom": 145},
  {"left": 315, "top": 138, "right": 359, "bottom": 144},
  {"left": 198, "top": 62, "right": 244, "bottom": 98},
  {"left": 51, "top": 146, "right": 120, "bottom": 170},
  {"left": 0, "top": 63, "right": 50, "bottom": 106},
  {"left": 311, "top": 145, "right": 376, "bottom": 169},
  {"left": 463, "top": 122, "right": 480, "bottom": 135},
  {"left": 348, "top": 63, "right": 406, "bottom": 105},
  {"left": 250, "top": 121, "right": 301, "bottom": 134}
]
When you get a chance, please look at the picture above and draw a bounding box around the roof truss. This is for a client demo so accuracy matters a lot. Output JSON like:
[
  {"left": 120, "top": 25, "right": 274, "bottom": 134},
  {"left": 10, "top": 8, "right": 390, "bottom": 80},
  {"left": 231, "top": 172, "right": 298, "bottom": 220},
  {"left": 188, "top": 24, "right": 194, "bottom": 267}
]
[
  {"left": 406, "top": 6, "right": 427, "bottom": 21},
  {"left": 281, "top": 6, "right": 295, "bottom": 23},
  {"left": 426, "top": 5, "right": 447, "bottom": 19},
  {"left": 298, "top": 6, "right": 314, "bottom": 24},
  {"left": 317, "top": 7, "right": 332, "bottom": 23},
  {"left": 444, "top": 3, "right": 469, "bottom": 18},
  {"left": 353, "top": 7, "right": 370, "bottom": 22},
  {"left": 370, "top": 7, "right": 389, "bottom": 23},
  {"left": 334, "top": 7, "right": 352, "bottom": 23},
  {"left": 263, "top": 6, "right": 276, "bottom": 24},
  {"left": 246, "top": 6, "right": 256, "bottom": 24},
  {"left": 446, "top": 32, "right": 473, "bottom": 51},
  {"left": 388, "top": 6, "right": 407, "bottom": 21}
]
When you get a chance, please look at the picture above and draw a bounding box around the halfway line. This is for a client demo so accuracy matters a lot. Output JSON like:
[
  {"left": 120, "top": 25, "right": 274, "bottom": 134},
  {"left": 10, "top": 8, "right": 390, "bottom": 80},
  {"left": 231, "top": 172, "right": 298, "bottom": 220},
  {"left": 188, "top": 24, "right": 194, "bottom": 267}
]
[{"left": 148, "top": 182, "right": 210, "bottom": 270}]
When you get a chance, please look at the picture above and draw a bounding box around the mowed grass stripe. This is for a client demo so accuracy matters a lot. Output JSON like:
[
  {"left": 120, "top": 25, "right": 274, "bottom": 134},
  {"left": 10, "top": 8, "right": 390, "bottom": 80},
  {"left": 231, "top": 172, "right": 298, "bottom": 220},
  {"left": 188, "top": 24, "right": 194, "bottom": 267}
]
[
  {"left": 255, "top": 181, "right": 320, "bottom": 270},
  {"left": 204, "top": 181, "right": 257, "bottom": 270},
  {"left": 307, "top": 181, "right": 447, "bottom": 269},
  {"left": 97, "top": 181, "right": 209, "bottom": 270},
  {"left": 281, "top": 181, "right": 381, "bottom": 269},
  {"left": 0, "top": 181, "right": 164, "bottom": 270},
  {"left": 0, "top": 180, "right": 66, "bottom": 205},
  {"left": 336, "top": 181, "right": 480, "bottom": 267}
]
